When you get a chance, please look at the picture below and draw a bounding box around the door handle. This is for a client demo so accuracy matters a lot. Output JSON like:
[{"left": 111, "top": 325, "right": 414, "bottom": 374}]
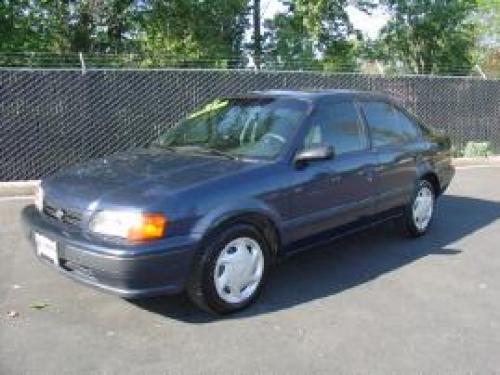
[
  {"left": 360, "top": 168, "right": 375, "bottom": 182},
  {"left": 330, "top": 175, "right": 342, "bottom": 184}
]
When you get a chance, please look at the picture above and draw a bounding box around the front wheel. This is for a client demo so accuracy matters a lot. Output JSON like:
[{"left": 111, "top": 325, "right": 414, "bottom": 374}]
[
  {"left": 398, "top": 179, "right": 436, "bottom": 237},
  {"left": 186, "top": 224, "right": 270, "bottom": 314}
]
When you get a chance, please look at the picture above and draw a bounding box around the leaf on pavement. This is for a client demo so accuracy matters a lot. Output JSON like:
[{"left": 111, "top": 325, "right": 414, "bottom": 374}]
[{"left": 30, "top": 302, "right": 50, "bottom": 310}]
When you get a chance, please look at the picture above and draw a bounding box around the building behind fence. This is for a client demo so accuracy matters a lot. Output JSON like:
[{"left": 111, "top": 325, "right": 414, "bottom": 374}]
[{"left": 1, "top": 69, "right": 499, "bottom": 181}]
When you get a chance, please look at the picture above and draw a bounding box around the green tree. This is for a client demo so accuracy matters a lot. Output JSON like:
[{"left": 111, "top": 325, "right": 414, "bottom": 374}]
[
  {"left": 475, "top": 0, "right": 499, "bottom": 76},
  {"left": 40, "top": 0, "right": 140, "bottom": 54},
  {"left": 139, "top": 0, "right": 249, "bottom": 67},
  {"left": 262, "top": 0, "right": 368, "bottom": 71},
  {"left": 477, "top": 0, "right": 499, "bottom": 47},
  {"left": 0, "top": 1, "right": 176, "bottom": 66},
  {"left": 375, "top": 0, "right": 478, "bottom": 75},
  {"left": 263, "top": 10, "right": 320, "bottom": 70},
  {"left": 0, "top": 0, "right": 47, "bottom": 51}
]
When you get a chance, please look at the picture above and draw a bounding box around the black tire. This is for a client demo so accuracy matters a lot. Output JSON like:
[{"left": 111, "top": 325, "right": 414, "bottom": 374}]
[
  {"left": 398, "top": 179, "right": 436, "bottom": 237},
  {"left": 186, "top": 224, "right": 271, "bottom": 315}
]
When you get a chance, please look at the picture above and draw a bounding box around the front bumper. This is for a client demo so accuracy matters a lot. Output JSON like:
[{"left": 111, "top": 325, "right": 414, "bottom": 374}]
[{"left": 21, "top": 205, "right": 198, "bottom": 298}]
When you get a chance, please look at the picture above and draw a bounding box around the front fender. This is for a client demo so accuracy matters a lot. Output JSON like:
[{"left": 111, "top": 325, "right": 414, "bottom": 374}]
[
  {"left": 416, "top": 158, "right": 435, "bottom": 181},
  {"left": 191, "top": 198, "right": 283, "bottom": 240}
]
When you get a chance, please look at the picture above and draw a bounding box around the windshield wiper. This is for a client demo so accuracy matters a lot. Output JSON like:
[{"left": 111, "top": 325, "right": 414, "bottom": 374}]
[
  {"left": 151, "top": 143, "right": 177, "bottom": 152},
  {"left": 199, "top": 147, "right": 240, "bottom": 160},
  {"left": 154, "top": 144, "right": 239, "bottom": 160},
  {"left": 176, "top": 145, "right": 239, "bottom": 160}
]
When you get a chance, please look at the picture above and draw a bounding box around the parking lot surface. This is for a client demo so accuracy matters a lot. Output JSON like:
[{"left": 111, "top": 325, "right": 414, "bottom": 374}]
[{"left": 1, "top": 166, "right": 500, "bottom": 374}]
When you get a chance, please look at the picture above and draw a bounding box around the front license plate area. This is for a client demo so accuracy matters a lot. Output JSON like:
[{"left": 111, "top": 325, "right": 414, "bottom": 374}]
[{"left": 35, "top": 233, "right": 59, "bottom": 266}]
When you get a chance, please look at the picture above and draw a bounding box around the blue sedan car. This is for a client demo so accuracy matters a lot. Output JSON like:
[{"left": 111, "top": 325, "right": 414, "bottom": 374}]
[{"left": 22, "top": 90, "right": 454, "bottom": 314}]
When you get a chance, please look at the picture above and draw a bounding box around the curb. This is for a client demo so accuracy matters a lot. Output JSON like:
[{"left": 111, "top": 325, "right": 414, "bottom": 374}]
[
  {"left": 0, "top": 180, "right": 39, "bottom": 198},
  {"left": 452, "top": 156, "right": 500, "bottom": 167}
]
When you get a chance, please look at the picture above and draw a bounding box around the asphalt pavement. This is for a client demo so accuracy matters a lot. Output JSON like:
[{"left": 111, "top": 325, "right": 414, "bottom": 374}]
[{"left": 1, "top": 166, "right": 499, "bottom": 374}]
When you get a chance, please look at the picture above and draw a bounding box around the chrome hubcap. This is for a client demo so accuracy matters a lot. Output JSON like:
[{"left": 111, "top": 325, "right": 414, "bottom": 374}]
[
  {"left": 214, "top": 237, "right": 264, "bottom": 304},
  {"left": 412, "top": 185, "right": 434, "bottom": 231}
]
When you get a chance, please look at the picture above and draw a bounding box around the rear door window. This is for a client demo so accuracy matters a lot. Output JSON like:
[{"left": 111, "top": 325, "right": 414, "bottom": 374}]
[{"left": 361, "top": 101, "right": 420, "bottom": 147}]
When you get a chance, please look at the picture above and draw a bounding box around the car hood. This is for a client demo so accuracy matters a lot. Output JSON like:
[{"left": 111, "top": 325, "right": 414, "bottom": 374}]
[{"left": 42, "top": 148, "right": 253, "bottom": 212}]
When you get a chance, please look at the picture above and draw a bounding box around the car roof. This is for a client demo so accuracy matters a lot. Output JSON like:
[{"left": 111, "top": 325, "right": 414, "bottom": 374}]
[{"left": 226, "top": 89, "right": 393, "bottom": 102}]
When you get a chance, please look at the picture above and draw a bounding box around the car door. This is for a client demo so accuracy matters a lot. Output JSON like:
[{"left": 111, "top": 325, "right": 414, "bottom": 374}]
[
  {"left": 359, "top": 100, "right": 421, "bottom": 213},
  {"left": 285, "top": 99, "right": 378, "bottom": 245}
]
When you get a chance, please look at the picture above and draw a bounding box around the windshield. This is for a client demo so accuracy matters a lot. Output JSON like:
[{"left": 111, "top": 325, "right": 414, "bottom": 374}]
[{"left": 154, "top": 97, "right": 309, "bottom": 159}]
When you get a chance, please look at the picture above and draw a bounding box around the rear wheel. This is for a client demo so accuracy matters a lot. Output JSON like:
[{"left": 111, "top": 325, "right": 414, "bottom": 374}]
[
  {"left": 398, "top": 179, "right": 436, "bottom": 237},
  {"left": 187, "top": 224, "right": 270, "bottom": 314}
]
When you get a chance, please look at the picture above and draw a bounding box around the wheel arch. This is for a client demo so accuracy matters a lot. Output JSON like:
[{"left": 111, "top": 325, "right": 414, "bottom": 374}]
[
  {"left": 420, "top": 171, "right": 441, "bottom": 197},
  {"left": 199, "top": 210, "right": 282, "bottom": 259}
]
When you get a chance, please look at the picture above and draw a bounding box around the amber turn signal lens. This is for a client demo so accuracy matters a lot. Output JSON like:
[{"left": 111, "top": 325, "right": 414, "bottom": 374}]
[{"left": 127, "top": 213, "right": 167, "bottom": 241}]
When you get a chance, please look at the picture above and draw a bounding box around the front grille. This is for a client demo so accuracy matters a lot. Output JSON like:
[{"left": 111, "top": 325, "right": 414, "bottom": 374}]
[{"left": 43, "top": 203, "right": 83, "bottom": 226}]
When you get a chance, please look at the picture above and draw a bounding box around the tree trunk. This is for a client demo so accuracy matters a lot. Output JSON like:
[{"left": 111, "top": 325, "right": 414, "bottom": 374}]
[{"left": 253, "top": 0, "right": 261, "bottom": 69}]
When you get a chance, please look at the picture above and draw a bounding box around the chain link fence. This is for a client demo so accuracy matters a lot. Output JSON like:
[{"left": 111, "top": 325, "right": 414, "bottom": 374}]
[{"left": 1, "top": 68, "right": 499, "bottom": 181}]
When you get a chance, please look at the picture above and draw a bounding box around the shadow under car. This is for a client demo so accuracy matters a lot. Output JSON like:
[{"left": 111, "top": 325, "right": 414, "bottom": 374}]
[{"left": 131, "top": 194, "right": 499, "bottom": 322}]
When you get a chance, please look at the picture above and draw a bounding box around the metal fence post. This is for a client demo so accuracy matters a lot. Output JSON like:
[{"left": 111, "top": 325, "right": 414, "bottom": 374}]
[
  {"left": 475, "top": 64, "right": 487, "bottom": 80},
  {"left": 375, "top": 60, "right": 385, "bottom": 76},
  {"left": 79, "top": 52, "right": 86, "bottom": 75}
]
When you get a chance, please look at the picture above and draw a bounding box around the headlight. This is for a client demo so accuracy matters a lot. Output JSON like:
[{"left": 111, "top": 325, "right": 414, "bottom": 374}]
[
  {"left": 35, "top": 185, "right": 44, "bottom": 211},
  {"left": 89, "top": 211, "right": 167, "bottom": 241}
]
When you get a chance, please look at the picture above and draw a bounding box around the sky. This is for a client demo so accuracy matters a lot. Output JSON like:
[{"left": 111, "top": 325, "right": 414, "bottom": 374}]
[{"left": 260, "top": 1, "right": 390, "bottom": 39}]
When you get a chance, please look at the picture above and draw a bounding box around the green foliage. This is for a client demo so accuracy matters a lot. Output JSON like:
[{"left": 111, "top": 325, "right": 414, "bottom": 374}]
[
  {"left": 262, "top": 10, "right": 319, "bottom": 70},
  {"left": 475, "top": 0, "right": 500, "bottom": 76},
  {"left": 463, "top": 141, "right": 491, "bottom": 157},
  {"left": 0, "top": 0, "right": 495, "bottom": 73},
  {"left": 477, "top": 0, "right": 500, "bottom": 47},
  {"left": 140, "top": 0, "right": 248, "bottom": 67},
  {"left": 373, "top": 0, "right": 479, "bottom": 75},
  {"left": 262, "top": 0, "right": 367, "bottom": 71},
  {"left": 0, "top": 0, "right": 248, "bottom": 67},
  {"left": 0, "top": 0, "right": 47, "bottom": 51},
  {"left": 0, "top": 0, "right": 140, "bottom": 53}
]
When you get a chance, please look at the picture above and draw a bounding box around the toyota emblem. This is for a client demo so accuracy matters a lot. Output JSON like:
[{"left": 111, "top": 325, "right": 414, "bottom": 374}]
[{"left": 55, "top": 209, "right": 64, "bottom": 220}]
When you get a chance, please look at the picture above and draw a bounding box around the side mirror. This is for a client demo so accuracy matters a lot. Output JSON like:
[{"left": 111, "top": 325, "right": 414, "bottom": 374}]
[{"left": 294, "top": 145, "right": 334, "bottom": 165}]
